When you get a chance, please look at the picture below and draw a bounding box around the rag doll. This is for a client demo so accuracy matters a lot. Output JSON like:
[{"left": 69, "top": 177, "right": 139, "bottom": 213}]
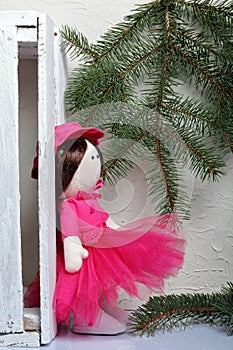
[{"left": 52, "top": 122, "right": 185, "bottom": 335}]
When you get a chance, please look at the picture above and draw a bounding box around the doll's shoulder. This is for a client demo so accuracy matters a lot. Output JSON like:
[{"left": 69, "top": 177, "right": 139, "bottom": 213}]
[
  {"left": 57, "top": 197, "right": 78, "bottom": 216},
  {"left": 58, "top": 194, "right": 93, "bottom": 217}
]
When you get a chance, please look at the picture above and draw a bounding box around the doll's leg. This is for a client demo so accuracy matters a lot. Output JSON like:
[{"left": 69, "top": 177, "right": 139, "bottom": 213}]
[
  {"left": 72, "top": 310, "right": 126, "bottom": 335},
  {"left": 101, "top": 295, "right": 129, "bottom": 324}
]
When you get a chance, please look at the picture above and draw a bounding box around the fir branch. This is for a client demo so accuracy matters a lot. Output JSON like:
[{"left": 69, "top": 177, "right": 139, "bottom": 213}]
[
  {"left": 160, "top": 125, "right": 225, "bottom": 181},
  {"left": 222, "top": 128, "right": 233, "bottom": 153},
  {"left": 61, "top": 25, "right": 97, "bottom": 61},
  {"left": 154, "top": 5, "right": 171, "bottom": 118},
  {"left": 128, "top": 282, "right": 233, "bottom": 336},
  {"left": 70, "top": 43, "right": 164, "bottom": 125},
  {"left": 161, "top": 100, "right": 216, "bottom": 132},
  {"left": 172, "top": 45, "right": 233, "bottom": 101},
  {"left": 102, "top": 130, "right": 148, "bottom": 178},
  {"left": 151, "top": 6, "right": 173, "bottom": 218},
  {"left": 100, "top": 125, "right": 150, "bottom": 185},
  {"left": 179, "top": 0, "right": 233, "bottom": 18},
  {"left": 171, "top": 27, "right": 228, "bottom": 63},
  {"left": 65, "top": 63, "right": 128, "bottom": 114},
  {"left": 93, "top": 2, "right": 157, "bottom": 64},
  {"left": 156, "top": 138, "right": 176, "bottom": 212},
  {"left": 219, "top": 93, "right": 233, "bottom": 152},
  {"left": 119, "top": 43, "right": 163, "bottom": 80},
  {"left": 62, "top": 0, "right": 233, "bottom": 215},
  {"left": 191, "top": 0, "right": 233, "bottom": 26}
]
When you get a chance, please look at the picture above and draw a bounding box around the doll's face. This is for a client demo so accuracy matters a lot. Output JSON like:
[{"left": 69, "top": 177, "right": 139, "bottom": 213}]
[{"left": 63, "top": 140, "right": 101, "bottom": 197}]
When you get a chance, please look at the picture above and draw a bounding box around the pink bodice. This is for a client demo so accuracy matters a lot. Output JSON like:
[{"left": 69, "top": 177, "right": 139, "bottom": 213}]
[{"left": 58, "top": 191, "right": 109, "bottom": 246}]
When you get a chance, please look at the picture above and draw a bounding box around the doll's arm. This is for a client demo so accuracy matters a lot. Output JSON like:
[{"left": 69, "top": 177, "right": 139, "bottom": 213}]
[
  {"left": 63, "top": 236, "right": 88, "bottom": 273},
  {"left": 59, "top": 201, "right": 88, "bottom": 273}
]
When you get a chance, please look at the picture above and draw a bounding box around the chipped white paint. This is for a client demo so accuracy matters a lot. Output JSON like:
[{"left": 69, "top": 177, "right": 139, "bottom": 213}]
[
  {"left": 0, "top": 11, "right": 38, "bottom": 25},
  {"left": 0, "top": 10, "right": 67, "bottom": 346},
  {"left": 0, "top": 25, "right": 24, "bottom": 334},
  {"left": 0, "top": 331, "right": 40, "bottom": 348},
  {"left": 54, "top": 26, "right": 68, "bottom": 123},
  {"left": 37, "top": 13, "right": 57, "bottom": 345},
  {"left": 17, "top": 27, "right": 37, "bottom": 42}
]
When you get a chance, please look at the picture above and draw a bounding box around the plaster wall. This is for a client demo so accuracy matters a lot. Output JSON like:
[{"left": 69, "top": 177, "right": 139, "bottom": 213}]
[{"left": 0, "top": 0, "right": 232, "bottom": 298}]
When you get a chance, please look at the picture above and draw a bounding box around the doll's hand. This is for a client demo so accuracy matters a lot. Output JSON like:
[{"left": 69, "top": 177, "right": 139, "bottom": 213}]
[{"left": 63, "top": 236, "right": 89, "bottom": 273}]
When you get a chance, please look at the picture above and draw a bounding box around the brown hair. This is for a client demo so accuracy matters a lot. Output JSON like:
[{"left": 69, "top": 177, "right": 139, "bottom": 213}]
[
  {"left": 55, "top": 137, "right": 103, "bottom": 197},
  {"left": 56, "top": 137, "right": 87, "bottom": 197}
]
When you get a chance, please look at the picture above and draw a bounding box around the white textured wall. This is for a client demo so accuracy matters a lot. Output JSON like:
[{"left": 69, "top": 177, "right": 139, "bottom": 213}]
[
  {"left": 169, "top": 155, "right": 233, "bottom": 294},
  {"left": 1, "top": 0, "right": 232, "bottom": 298}
]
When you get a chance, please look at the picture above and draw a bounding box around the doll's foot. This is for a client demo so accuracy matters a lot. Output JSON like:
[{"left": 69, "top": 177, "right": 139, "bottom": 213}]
[
  {"left": 103, "top": 304, "right": 129, "bottom": 324},
  {"left": 72, "top": 311, "right": 126, "bottom": 335}
]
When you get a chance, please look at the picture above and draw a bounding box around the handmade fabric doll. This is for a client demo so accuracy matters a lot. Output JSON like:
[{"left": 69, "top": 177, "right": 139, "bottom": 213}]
[{"left": 53, "top": 122, "right": 185, "bottom": 335}]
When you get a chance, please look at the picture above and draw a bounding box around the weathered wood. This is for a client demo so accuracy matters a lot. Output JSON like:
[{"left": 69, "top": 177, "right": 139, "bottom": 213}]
[
  {"left": 0, "top": 331, "right": 40, "bottom": 348},
  {"left": 0, "top": 25, "right": 24, "bottom": 334},
  {"left": 54, "top": 26, "right": 68, "bottom": 124},
  {"left": 23, "top": 308, "right": 40, "bottom": 332},
  {"left": 38, "top": 13, "right": 57, "bottom": 345},
  {"left": 17, "top": 27, "right": 37, "bottom": 42},
  {"left": 0, "top": 11, "right": 37, "bottom": 26},
  {"left": 0, "top": 11, "right": 67, "bottom": 346}
]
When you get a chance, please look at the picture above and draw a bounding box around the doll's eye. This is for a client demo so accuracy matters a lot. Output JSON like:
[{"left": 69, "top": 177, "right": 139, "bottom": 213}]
[
  {"left": 96, "top": 154, "right": 100, "bottom": 159},
  {"left": 91, "top": 155, "right": 95, "bottom": 160}
]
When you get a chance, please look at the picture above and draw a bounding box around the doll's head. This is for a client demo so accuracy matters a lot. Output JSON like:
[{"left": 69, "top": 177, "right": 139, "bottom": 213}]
[
  {"left": 55, "top": 123, "right": 104, "bottom": 199},
  {"left": 56, "top": 138, "right": 103, "bottom": 198}
]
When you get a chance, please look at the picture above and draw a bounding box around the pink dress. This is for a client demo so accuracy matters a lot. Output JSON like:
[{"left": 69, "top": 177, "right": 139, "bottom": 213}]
[{"left": 53, "top": 189, "right": 185, "bottom": 327}]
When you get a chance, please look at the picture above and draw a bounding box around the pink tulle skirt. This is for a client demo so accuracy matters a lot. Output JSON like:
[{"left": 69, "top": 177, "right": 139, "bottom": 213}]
[{"left": 53, "top": 214, "right": 185, "bottom": 327}]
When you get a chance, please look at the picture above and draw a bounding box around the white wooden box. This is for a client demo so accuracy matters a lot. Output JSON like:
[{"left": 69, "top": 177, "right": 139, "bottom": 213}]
[{"left": 0, "top": 11, "right": 67, "bottom": 347}]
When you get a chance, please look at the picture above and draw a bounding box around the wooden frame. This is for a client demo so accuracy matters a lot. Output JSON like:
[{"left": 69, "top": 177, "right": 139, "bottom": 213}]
[{"left": 0, "top": 11, "right": 67, "bottom": 347}]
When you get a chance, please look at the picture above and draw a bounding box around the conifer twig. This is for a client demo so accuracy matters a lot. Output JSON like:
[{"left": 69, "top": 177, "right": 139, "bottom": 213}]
[
  {"left": 128, "top": 282, "right": 233, "bottom": 336},
  {"left": 62, "top": 0, "right": 233, "bottom": 215}
]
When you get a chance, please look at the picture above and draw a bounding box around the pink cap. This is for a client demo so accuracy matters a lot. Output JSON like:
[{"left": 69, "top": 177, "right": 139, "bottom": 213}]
[
  {"left": 31, "top": 122, "right": 105, "bottom": 179},
  {"left": 54, "top": 122, "right": 105, "bottom": 153}
]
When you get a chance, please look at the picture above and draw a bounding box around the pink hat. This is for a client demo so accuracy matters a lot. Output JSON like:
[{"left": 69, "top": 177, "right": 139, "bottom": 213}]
[
  {"left": 31, "top": 122, "right": 104, "bottom": 179},
  {"left": 55, "top": 122, "right": 105, "bottom": 153}
]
